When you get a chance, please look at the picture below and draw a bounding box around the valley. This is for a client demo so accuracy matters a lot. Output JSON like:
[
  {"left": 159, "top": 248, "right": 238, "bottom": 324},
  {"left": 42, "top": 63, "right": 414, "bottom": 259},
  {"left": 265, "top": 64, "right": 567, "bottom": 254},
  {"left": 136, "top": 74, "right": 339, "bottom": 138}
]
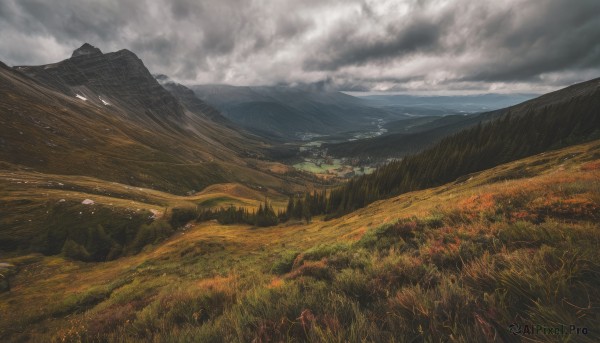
[{"left": 279, "top": 95, "right": 534, "bottom": 179}]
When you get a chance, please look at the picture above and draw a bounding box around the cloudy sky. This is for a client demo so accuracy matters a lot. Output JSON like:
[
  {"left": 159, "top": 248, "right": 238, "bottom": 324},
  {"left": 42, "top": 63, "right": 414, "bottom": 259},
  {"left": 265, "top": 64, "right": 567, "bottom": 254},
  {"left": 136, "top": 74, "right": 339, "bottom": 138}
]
[{"left": 1, "top": 0, "right": 599, "bottom": 94}]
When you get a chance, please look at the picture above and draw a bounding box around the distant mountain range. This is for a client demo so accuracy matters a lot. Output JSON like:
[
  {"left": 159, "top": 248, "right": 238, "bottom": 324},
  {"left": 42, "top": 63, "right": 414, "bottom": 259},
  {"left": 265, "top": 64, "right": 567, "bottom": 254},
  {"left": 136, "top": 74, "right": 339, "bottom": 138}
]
[
  {"left": 2, "top": 42, "right": 591, "bottom": 192},
  {"left": 191, "top": 83, "right": 536, "bottom": 144},
  {"left": 358, "top": 93, "right": 537, "bottom": 116},
  {"left": 191, "top": 84, "right": 397, "bottom": 139}
]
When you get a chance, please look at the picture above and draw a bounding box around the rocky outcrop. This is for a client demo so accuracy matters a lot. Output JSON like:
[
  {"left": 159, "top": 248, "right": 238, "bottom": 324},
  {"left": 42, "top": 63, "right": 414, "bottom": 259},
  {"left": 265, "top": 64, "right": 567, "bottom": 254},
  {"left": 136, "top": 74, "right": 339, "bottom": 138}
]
[
  {"left": 15, "top": 43, "right": 185, "bottom": 121},
  {"left": 71, "top": 43, "right": 103, "bottom": 58}
]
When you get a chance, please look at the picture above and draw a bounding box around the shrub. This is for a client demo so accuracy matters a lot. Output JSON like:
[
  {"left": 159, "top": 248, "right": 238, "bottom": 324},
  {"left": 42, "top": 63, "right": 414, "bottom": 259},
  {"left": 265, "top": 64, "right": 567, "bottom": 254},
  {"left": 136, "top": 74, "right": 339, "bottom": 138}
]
[
  {"left": 301, "top": 243, "right": 351, "bottom": 263},
  {"left": 357, "top": 220, "right": 419, "bottom": 251},
  {"left": 497, "top": 221, "right": 565, "bottom": 249},
  {"left": 271, "top": 250, "right": 300, "bottom": 275},
  {"left": 231, "top": 278, "right": 332, "bottom": 342},
  {"left": 286, "top": 260, "right": 332, "bottom": 281},
  {"left": 85, "top": 225, "right": 117, "bottom": 261},
  {"left": 368, "top": 252, "right": 440, "bottom": 296},
  {"left": 386, "top": 279, "right": 485, "bottom": 341},
  {"left": 461, "top": 252, "right": 504, "bottom": 292},
  {"left": 334, "top": 269, "right": 372, "bottom": 305},
  {"left": 129, "top": 220, "right": 174, "bottom": 254},
  {"left": 132, "top": 287, "right": 233, "bottom": 337},
  {"left": 61, "top": 239, "right": 91, "bottom": 261},
  {"left": 419, "top": 213, "right": 445, "bottom": 229}
]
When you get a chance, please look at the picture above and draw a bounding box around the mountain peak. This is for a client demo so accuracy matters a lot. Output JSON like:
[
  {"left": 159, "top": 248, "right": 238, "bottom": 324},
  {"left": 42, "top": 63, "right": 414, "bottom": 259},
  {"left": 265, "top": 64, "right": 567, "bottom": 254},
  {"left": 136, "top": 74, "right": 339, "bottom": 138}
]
[{"left": 71, "top": 43, "right": 102, "bottom": 58}]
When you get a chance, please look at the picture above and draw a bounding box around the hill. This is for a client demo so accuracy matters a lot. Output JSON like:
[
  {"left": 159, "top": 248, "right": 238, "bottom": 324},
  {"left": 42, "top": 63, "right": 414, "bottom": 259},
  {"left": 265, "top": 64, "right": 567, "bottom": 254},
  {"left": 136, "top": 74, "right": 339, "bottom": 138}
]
[
  {"left": 1, "top": 139, "right": 598, "bottom": 341},
  {"left": 2, "top": 43, "right": 599, "bottom": 343},
  {"left": 0, "top": 161, "right": 290, "bottom": 253}
]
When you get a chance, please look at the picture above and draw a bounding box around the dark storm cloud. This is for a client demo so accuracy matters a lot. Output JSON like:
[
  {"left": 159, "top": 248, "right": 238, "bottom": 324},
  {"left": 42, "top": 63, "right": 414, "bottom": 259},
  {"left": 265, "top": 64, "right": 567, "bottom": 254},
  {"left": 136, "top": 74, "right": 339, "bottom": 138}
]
[
  {"left": 304, "top": 17, "right": 444, "bottom": 71},
  {"left": 458, "top": 0, "right": 600, "bottom": 82},
  {"left": 0, "top": 0, "right": 599, "bottom": 93}
]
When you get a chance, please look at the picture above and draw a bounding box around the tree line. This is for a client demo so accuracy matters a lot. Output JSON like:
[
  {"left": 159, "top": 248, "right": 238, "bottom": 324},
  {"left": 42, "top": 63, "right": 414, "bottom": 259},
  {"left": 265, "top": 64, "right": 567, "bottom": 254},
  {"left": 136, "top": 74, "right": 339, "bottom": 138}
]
[{"left": 196, "top": 192, "right": 327, "bottom": 227}]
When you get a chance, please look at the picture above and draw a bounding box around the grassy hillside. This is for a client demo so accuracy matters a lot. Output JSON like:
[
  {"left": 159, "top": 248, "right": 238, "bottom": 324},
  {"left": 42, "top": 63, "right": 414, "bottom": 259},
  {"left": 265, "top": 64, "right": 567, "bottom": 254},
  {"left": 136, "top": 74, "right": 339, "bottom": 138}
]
[
  {"left": 0, "top": 165, "right": 288, "bottom": 256},
  {"left": 1, "top": 140, "right": 598, "bottom": 342}
]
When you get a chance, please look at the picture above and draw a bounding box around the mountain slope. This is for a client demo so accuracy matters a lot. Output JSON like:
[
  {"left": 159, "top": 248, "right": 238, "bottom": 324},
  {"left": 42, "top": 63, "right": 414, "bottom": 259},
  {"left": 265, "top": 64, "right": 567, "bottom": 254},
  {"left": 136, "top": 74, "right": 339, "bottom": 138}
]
[
  {"left": 15, "top": 43, "right": 184, "bottom": 125},
  {"left": 191, "top": 84, "right": 396, "bottom": 139},
  {"left": 155, "top": 74, "right": 231, "bottom": 125},
  {"left": 325, "top": 93, "right": 538, "bottom": 158},
  {"left": 0, "top": 164, "right": 288, "bottom": 253}
]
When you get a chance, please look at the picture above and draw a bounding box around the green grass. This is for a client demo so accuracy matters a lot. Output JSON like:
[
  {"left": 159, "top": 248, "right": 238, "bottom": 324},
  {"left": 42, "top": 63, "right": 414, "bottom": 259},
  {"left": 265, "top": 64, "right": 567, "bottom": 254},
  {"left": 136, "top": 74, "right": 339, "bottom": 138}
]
[
  {"left": 293, "top": 161, "right": 342, "bottom": 174},
  {"left": 1, "top": 140, "right": 600, "bottom": 342}
]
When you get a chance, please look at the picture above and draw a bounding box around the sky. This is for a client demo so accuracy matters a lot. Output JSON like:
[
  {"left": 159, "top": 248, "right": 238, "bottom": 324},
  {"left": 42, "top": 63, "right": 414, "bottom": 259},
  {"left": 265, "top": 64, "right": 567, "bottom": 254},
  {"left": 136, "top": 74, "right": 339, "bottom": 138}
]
[{"left": 1, "top": 0, "right": 599, "bottom": 94}]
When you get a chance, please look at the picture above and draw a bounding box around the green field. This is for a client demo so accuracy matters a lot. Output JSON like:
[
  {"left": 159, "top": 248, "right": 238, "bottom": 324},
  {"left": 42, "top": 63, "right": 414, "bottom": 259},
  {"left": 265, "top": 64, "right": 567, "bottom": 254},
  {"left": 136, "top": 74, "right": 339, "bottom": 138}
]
[{"left": 293, "top": 160, "right": 343, "bottom": 174}]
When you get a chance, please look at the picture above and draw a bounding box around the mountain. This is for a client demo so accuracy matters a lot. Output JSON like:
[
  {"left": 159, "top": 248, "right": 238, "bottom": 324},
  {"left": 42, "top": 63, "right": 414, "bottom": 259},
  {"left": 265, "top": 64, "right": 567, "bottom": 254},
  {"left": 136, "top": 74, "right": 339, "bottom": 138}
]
[
  {"left": 191, "top": 84, "right": 397, "bottom": 139},
  {"left": 15, "top": 43, "right": 185, "bottom": 124},
  {"left": 325, "top": 77, "right": 600, "bottom": 215},
  {"left": 0, "top": 44, "right": 297, "bottom": 195}
]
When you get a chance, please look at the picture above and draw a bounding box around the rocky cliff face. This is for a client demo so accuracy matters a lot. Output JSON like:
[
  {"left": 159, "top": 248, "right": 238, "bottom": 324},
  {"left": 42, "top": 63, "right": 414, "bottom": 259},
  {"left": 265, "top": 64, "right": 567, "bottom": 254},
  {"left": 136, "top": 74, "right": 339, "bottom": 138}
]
[{"left": 15, "top": 43, "right": 184, "bottom": 121}]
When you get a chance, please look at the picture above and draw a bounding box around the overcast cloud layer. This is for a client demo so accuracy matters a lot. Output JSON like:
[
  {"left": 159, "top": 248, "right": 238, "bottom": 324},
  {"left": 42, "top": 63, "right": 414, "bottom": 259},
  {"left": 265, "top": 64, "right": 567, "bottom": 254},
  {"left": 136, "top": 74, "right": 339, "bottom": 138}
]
[{"left": 1, "top": 0, "right": 599, "bottom": 94}]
